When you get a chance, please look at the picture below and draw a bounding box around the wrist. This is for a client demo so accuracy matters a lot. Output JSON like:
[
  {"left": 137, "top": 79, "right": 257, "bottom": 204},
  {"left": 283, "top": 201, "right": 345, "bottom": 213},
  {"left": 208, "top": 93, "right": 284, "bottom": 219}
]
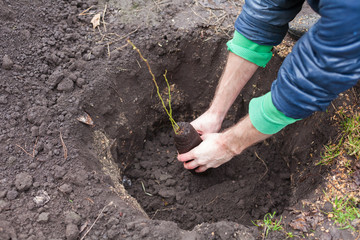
[
  {"left": 221, "top": 115, "right": 271, "bottom": 155},
  {"left": 206, "top": 107, "right": 226, "bottom": 123}
]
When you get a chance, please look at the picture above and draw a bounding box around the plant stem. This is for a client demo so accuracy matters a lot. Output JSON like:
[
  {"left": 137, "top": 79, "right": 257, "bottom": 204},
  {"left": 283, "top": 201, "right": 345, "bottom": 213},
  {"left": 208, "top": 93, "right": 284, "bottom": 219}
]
[{"left": 127, "top": 39, "right": 179, "bottom": 134}]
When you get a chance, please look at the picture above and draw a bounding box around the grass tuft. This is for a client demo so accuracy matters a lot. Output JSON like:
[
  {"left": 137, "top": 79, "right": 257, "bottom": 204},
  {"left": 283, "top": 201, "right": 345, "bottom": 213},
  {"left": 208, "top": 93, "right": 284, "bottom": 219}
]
[
  {"left": 329, "top": 196, "right": 360, "bottom": 230},
  {"left": 317, "top": 111, "right": 360, "bottom": 165}
]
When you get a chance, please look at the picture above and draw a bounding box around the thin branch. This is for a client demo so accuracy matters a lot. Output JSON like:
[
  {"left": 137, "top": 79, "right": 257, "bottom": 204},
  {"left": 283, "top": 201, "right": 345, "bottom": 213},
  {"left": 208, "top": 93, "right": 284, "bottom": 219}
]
[
  {"left": 16, "top": 137, "right": 38, "bottom": 158},
  {"left": 79, "top": 6, "right": 95, "bottom": 16},
  {"left": 255, "top": 151, "right": 268, "bottom": 181},
  {"left": 59, "top": 132, "right": 68, "bottom": 160},
  {"left": 102, "top": 4, "right": 107, "bottom": 32},
  {"left": 80, "top": 201, "right": 114, "bottom": 240},
  {"left": 127, "top": 40, "right": 179, "bottom": 133}
]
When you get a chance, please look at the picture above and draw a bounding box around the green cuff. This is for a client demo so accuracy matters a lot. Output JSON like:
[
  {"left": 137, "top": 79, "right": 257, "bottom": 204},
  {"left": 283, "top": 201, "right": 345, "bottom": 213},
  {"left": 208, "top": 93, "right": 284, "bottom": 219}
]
[
  {"left": 226, "top": 31, "right": 273, "bottom": 67},
  {"left": 249, "top": 92, "right": 301, "bottom": 134}
]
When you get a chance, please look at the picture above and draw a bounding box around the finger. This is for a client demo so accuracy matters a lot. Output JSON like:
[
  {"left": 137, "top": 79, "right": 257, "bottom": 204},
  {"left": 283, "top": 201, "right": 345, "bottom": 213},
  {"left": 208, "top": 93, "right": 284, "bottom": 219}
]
[
  {"left": 195, "top": 165, "right": 208, "bottom": 173},
  {"left": 177, "top": 151, "right": 196, "bottom": 162},
  {"left": 184, "top": 160, "right": 199, "bottom": 170}
]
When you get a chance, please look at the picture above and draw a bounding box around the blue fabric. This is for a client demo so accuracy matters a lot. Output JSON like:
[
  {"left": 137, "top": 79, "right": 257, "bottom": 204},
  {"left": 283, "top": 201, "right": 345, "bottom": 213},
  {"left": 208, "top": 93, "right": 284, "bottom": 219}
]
[{"left": 235, "top": 0, "right": 360, "bottom": 119}]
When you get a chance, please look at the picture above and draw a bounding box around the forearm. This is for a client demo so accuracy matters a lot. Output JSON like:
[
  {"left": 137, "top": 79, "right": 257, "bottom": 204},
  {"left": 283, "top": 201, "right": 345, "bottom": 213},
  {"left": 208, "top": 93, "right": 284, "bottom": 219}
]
[
  {"left": 208, "top": 52, "right": 258, "bottom": 121},
  {"left": 221, "top": 115, "right": 270, "bottom": 155}
]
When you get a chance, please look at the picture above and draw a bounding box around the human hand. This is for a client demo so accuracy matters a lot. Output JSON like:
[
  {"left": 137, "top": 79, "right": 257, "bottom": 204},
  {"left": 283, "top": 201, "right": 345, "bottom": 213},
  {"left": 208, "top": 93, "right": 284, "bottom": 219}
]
[
  {"left": 191, "top": 110, "right": 223, "bottom": 135},
  {"left": 178, "top": 115, "right": 271, "bottom": 173},
  {"left": 177, "top": 133, "right": 236, "bottom": 173}
]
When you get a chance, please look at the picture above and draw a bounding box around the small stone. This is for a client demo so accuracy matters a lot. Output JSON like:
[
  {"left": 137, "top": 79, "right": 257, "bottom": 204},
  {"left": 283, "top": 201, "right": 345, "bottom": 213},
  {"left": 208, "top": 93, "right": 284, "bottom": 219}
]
[
  {"left": 57, "top": 78, "right": 74, "bottom": 92},
  {"left": 107, "top": 216, "right": 119, "bottom": 227},
  {"left": 92, "top": 45, "right": 105, "bottom": 57},
  {"left": 322, "top": 201, "right": 333, "bottom": 213},
  {"left": 159, "top": 174, "right": 172, "bottom": 181},
  {"left": 48, "top": 69, "right": 64, "bottom": 88},
  {"left": 29, "top": 163, "right": 38, "bottom": 170},
  {"left": 6, "top": 156, "right": 16, "bottom": 165},
  {"left": 237, "top": 199, "right": 245, "bottom": 209},
  {"left": 0, "top": 190, "right": 6, "bottom": 198},
  {"left": 15, "top": 172, "right": 33, "bottom": 191},
  {"left": 158, "top": 188, "right": 176, "bottom": 198},
  {"left": 59, "top": 184, "right": 73, "bottom": 194},
  {"left": 140, "top": 227, "right": 150, "bottom": 238},
  {"left": 31, "top": 126, "right": 39, "bottom": 137},
  {"left": 0, "top": 95, "right": 8, "bottom": 104},
  {"left": 75, "top": 78, "right": 85, "bottom": 87},
  {"left": 126, "top": 222, "right": 135, "bottom": 231},
  {"left": 64, "top": 211, "right": 81, "bottom": 225},
  {"left": 54, "top": 165, "right": 66, "bottom": 179},
  {"left": 37, "top": 212, "right": 50, "bottom": 223},
  {"left": 33, "top": 190, "right": 50, "bottom": 206},
  {"left": 6, "top": 190, "right": 18, "bottom": 200},
  {"left": 68, "top": 73, "right": 77, "bottom": 81},
  {"left": 0, "top": 200, "right": 10, "bottom": 212},
  {"left": 66, "top": 224, "right": 79, "bottom": 240},
  {"left": 2, "top": 54, "right": 13, "bottom": 70},
  {"left": 319, "top": 232, "right": 332, "bottom": 240}
]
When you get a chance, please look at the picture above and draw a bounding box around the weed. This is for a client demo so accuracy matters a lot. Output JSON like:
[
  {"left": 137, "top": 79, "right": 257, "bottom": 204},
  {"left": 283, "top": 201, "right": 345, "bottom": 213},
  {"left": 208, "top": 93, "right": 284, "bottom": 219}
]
[
  {"left": 317, "top": 111, "right": 360, "bottom": 166},
  {"left": 342, "top": 113, "right": 360, "bottom": 159},
  {"left": 316, "top": 138, "right": 343, "bottom": 166},
  {"left": 286, "top": 231, "right": 295, "bottom": 238},
  {"left": 252, "top": 212, "right": 283, "bottom": 237},
  {"left": 329, "top": 196, "right": 360, "bottom": 230}
]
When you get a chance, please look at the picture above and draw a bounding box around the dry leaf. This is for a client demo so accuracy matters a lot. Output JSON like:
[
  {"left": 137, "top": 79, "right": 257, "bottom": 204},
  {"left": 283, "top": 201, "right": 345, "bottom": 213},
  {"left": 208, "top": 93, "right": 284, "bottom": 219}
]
[
  {"left": 91, "top": 13, "right": 101, "bottom": 29},
  {"left": 77, "top": 113, "right": 94, "bottom": 126}
]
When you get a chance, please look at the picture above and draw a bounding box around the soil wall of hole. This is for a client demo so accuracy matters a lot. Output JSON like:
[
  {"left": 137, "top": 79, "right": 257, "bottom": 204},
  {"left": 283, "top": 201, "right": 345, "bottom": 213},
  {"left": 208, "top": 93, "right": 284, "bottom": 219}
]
[{"left": 80, "top": 36, "right": 338, "bottom": 230}]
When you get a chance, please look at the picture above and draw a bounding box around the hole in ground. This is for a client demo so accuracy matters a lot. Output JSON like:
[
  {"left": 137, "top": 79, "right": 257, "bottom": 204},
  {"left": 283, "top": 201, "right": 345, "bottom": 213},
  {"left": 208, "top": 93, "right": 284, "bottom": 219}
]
[
  {"left": 83, "top": 36, "right": 335, "bottom": 231},
  {"left": 124, "top": 125, "right": 293, "bottom": 230}
]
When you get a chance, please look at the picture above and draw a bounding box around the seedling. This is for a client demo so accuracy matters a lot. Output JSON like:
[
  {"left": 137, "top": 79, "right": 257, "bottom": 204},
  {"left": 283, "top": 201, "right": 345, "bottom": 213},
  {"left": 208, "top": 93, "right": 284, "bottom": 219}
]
[
  {"left": 127, "top": 39, "right": 179, "bottom": 134},
  {"left": 128, "top": 40, "right": 203, "bottom": 161}
]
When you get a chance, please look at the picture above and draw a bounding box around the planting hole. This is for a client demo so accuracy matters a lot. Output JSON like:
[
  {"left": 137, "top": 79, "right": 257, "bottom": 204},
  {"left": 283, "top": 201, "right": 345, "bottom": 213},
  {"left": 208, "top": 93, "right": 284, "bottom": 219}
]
[{"left": 84, "top": 37, "right": 334, "bottom": 230}]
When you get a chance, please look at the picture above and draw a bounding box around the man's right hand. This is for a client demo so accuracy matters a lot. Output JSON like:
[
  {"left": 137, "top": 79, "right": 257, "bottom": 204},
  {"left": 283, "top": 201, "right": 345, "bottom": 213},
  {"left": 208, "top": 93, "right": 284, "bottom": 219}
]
[{"left": 190, "top": 110, "right": 223, "bottom": 135}]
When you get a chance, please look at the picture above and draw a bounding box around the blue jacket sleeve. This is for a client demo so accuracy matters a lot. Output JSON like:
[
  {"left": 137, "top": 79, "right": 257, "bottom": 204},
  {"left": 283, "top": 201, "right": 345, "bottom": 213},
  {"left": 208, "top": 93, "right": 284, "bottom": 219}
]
[
  {"left": 271, "top": 0, "right": 360, "bottom": 119},
  {"left": 235, "top": 0, "right": 305, "bottom": 46}
]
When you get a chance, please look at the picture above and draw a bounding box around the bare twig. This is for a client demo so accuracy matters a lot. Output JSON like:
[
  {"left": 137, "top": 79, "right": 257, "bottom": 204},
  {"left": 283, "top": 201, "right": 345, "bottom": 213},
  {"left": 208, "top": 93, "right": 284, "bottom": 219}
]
[
  {"left": 205, "top": 194, "right": 223, "bottom": 206},
  {"left": 151, "top": 206, "right": 176, "bottom": 219},
  {"left": 79, "top": 6, "right": 95, "bottom": 16},
  {"left": 80, "top": 201, "right": 114, "bottom": 240},
  {"left": 59, "top": 132, "right": 68, "bottom": 160},
  {"left": 135, "top": 59, "right": 142, "bottom": 68},
  {"left": 114, "top": 42, "right": 129, "bottom": 52},
  {"left": 107, "top": 42, "right": 110, "bottom": 58},
  {"left": 152, "top": 0, "right": 163, "bottom": 11},
  {"left": 102, "top": 4, "right": 107, "bottom": 32},
  {"left": 16, "top": 137, "right": 38, "bottom": 158},
  {"left": 190, "top": 6, "right": 208, "bottom": 23},
  {"left": 16, "top": 145, "right": 34, "bottom": 158},
  {"left": 255, "top": 151, "right": 268, "bottom": 181},
  {"left": 140, "top": 181, "right": 153, "bottom": 196},
  {"left": 107, "top": 27, "right": 139, "bottom": 45}
]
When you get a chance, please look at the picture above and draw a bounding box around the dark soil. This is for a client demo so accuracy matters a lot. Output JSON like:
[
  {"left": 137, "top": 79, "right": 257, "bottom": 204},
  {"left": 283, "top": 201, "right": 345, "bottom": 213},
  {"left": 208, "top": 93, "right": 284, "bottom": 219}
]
[{"left": 0, "top": 0, "right": 358, "bottom": 239}]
